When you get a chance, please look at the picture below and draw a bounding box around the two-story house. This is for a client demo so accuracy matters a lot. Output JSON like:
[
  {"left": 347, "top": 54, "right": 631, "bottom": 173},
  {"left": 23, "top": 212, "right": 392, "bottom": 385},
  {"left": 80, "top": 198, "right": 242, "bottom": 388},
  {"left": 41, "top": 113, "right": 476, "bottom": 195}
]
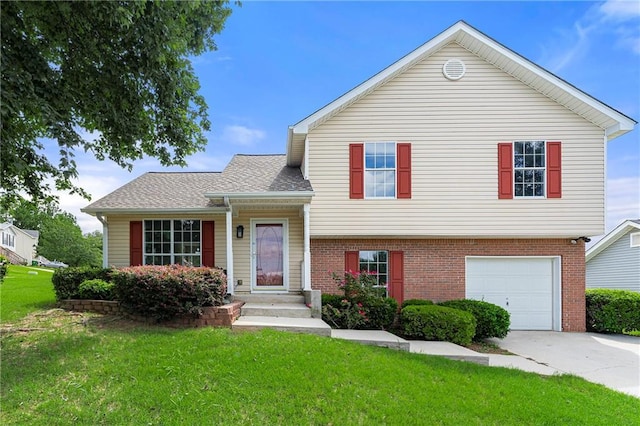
[
  {"left": 0, "top": 221, "right": 39, "bottom": 265},
  {"left": 82, "top": 21, "right": 635, "bottom": 332}
]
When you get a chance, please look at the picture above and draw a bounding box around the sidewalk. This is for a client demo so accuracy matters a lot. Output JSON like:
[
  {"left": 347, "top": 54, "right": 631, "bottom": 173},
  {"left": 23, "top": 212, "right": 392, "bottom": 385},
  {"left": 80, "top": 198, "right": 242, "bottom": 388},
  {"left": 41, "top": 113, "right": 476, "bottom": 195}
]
[{"left": 331, "top": 329, "right": 561, "bottom": 375}]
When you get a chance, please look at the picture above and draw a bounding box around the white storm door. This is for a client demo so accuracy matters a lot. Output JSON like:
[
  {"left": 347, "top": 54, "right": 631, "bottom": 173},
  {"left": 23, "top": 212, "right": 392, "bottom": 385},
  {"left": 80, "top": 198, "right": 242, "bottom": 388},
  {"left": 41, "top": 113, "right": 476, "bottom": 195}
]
[{"left": 251, "top": 219, "right": 289, "bottom": 292}]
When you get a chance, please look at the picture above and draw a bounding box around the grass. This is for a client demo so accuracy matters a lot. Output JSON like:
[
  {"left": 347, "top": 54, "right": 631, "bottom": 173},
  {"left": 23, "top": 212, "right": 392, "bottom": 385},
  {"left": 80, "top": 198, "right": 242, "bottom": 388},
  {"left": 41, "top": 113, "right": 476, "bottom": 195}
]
[
  {"left": 2, "top": 311, "right": 639, "bottom": 425},
  {"left": 1, "top": 267, "right": 638, "bottom": 424},
  {"left": 0, "top": 265, "right": 56, "bottom": 323}
]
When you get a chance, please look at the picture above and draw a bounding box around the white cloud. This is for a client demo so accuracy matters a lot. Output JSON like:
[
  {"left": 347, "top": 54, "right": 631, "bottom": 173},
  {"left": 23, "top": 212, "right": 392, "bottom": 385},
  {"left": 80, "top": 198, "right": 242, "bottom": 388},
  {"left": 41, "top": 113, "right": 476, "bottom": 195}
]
[
  {"left": 221, "top": 125, "right": 266, "bottom": 147},
  {"left": 606, "top": 176, "right": 640, "bottom": 231},
  {"left": 599, "top": 0, "right": 640, "bottom": 20},
  {"left": 541, "top": 0, "right": 640, "bottom": 72}
]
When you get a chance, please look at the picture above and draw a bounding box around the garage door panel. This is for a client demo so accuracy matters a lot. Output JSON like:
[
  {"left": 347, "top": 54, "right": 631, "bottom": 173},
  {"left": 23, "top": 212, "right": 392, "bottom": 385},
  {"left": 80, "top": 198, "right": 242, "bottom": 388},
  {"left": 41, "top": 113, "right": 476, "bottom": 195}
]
[{"left": 466, "top": 258, "right": 556, "bottom": 331}]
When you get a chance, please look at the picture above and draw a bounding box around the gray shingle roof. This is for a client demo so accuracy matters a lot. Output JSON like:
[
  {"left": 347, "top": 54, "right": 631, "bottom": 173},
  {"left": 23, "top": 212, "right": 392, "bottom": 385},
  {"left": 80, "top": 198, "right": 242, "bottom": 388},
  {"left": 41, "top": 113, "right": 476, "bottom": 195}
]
[
  {"left": 214, "top": 155, "right": 313, "bottom": 193},
  {"left": 83, "top": 155, "right": 313, "bottom": 212},
  {"left": 83, "top": 172, "right": 224, "bottom": 211}
]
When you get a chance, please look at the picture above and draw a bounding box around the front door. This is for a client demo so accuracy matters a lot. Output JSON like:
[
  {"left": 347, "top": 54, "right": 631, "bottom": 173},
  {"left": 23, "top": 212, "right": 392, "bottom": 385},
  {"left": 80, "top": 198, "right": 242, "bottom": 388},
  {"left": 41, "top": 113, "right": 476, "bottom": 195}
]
[{"left": 251, "top": 220, "right": 288, "bottom": 292}]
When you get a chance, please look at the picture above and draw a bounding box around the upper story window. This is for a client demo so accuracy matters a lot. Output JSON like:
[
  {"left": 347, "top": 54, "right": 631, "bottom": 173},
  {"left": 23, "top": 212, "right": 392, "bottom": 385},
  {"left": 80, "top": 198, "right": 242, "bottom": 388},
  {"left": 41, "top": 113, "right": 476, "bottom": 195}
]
[
  {"left": 365, "top": 142, "right": 396, "bottom": 198},
  {"left": 498, "top": 140, "right": 561, "bottom": 199},
  {"left": 514, "top": 141, "right": 545, "bottom": 197},
  {"left": 143, "top": 219, "right": 201, "bottom": 266}
]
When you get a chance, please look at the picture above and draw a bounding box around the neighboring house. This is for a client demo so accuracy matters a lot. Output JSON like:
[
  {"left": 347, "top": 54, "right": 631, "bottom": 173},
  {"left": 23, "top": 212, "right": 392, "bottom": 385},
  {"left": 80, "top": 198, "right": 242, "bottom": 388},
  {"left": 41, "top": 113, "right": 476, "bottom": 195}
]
[
  {"left": 586, "top": 220, "right": 640, "bottom": 293},
  {"left": 0, "top": 222, "right": 39, "bottom": 265},
  {"left": 82, "top": 21, "right": 636, "bottom": 332}
]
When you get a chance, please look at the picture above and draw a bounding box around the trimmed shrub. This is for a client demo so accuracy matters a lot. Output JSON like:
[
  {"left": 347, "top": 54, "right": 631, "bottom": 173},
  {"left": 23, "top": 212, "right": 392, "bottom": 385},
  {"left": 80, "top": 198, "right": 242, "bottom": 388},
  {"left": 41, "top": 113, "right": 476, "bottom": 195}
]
[
  {"left": 78, "top": 279, "right": 115, "bottom": 300},
  {"left": 112, "top": 265, "right": 227, "bottom": 321},
  {"left": 401, "top": 299, "right": 434, "bottom": 309},
  {"left": 400, "top": 305, "right": 476, "bottom": 346},
  {"left": 439, "top": 299, "right": 510, "bottom": 340},
  {"left": 586, "top": 289, "right": 640, "bottom": 334},
  {"left": 52, "top": 267, "right": 114, "bottom": 300},
  {"left": 321, "top": 293, "right": 344, "bottom": 307},
  {"left": 365, "top": 297, "right": 399, "bottom": 330}
]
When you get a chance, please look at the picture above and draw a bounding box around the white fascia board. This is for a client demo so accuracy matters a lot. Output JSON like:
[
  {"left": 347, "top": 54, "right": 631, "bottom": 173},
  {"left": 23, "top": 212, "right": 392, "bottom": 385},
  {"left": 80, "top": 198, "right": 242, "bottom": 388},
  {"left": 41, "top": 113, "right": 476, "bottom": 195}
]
[
  {"left": 204, "top": 191, "right": 314, "bottom": 199},
  {"left": 80, "top": 207, "right": 227, "bottom": 216},
  {"left": 586, "top": 220, "right": 640, "bottom": 262}
]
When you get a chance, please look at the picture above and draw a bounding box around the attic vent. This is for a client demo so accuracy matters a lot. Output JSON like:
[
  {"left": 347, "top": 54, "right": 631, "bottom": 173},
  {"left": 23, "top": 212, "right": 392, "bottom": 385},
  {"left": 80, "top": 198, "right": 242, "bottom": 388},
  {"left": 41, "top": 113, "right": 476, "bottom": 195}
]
[
  {"left": 443, "top": 58, "right": 466, "bottom": 80},
  {"left": 631, "top": 232, "right": 640, "bottom": 248}
]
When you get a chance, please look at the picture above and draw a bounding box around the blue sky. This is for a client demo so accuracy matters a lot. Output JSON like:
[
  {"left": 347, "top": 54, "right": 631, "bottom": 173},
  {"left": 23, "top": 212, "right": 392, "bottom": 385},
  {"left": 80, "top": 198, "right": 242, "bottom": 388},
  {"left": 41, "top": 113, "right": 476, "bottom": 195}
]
[{"left": 52, "top": 1, "right": 639, "bottom": 239}]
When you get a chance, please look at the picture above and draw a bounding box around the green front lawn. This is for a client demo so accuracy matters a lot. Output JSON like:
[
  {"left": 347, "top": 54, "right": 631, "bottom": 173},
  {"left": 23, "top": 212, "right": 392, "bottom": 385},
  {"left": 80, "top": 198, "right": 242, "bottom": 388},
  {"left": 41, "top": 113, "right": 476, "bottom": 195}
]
[
  {"left": 0, "top": 265, "right": 56, "bottom": 323},
  {"left": 1, "top": 311, "right": 637, "bottom": 425},
  {"left": 1, "top": 266, "right": 637, "bottom": 424}
]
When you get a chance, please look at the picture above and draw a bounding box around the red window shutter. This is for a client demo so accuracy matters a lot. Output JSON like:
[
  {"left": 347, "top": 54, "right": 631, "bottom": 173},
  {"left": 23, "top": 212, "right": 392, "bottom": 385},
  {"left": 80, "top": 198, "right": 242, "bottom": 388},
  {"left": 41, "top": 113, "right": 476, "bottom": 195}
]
[
  {"left": 345, "top": 251, "right": 360, "bottom": 274},
  {"left": 202, "top": 221, "right": 215, "bottom": 267},
  {"left": 129, "top": 221, "right": 143, "bottom": 266},
  {"left": 389, "top": 251, "right": 404, "bottom": 304},
  {"left": 547, "top": 141, "right": 562, "bottom": 198},
  {"left": 397, "top": 143, "right": 412, "bottom": 199},
  {"left": 349, "top": 143, "right": 364, "bottom": 199},
  {"left": 498, "top": 143, "right": 513, "bottom": 199}
]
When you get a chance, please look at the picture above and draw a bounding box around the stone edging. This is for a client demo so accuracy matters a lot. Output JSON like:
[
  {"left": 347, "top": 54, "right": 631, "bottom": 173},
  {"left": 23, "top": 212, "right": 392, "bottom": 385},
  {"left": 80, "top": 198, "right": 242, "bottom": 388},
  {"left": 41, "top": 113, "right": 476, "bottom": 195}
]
[{"left": 58, "top": 299, "right": 244, "bottom": 328}]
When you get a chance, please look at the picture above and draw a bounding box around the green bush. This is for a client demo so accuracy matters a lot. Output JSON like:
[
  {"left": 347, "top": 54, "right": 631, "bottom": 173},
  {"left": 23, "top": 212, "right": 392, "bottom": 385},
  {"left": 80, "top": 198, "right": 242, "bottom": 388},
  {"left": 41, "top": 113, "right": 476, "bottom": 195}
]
[
  {"left": 112, "top": 265, "right": 227, "bottom": 321},
  {"left": 400, "top": 305, "right": 476, "bottom": 346},
  {"left": 320, "top": 272, "right": 398, "bottom": 330},
  {"left": 0, "top": 254, "right": 8, "bottom": 282},
  {"left": 401, "top": 299, "right": 434, "bottom": 309},
  {"left": 364, "top": 297, "right": 398, "bottom": 330},
  {"left": 78, "top": 279, "right": 115, "bottom": 300},
  {"left": 52, "top": 266, "right": 114, "bottom": 300},
  {"left": 586, "top": 289, "right": 640, "bottom": 334},
  {"left": 438, "top": 299, "right": 510, "bottom": 340},
  {"left": 321, "top": 293, "right": 344, "bottom": 307}
]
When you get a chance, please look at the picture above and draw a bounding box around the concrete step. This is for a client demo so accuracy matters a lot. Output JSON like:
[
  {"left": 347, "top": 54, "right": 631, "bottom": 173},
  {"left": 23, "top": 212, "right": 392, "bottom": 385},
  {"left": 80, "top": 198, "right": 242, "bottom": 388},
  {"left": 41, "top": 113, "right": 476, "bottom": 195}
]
[
  {"left": 233, "top": 293, "right": 305, "bottom": 304},
  {"left": 241, "top": 302, "right": 311, "bottom": 318},
  {"left": 331, "top": 330, "right": 411, "bottom": 351},
  {"left": 232, "top": 316, "right": 332, "bottom": 337}
]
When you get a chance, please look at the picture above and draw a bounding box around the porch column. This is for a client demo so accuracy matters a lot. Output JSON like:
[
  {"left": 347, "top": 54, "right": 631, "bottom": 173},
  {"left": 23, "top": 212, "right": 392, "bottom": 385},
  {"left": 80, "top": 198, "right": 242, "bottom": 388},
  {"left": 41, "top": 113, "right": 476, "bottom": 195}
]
[
  {"left": 225, "top": 208, "right": 234, "bottom": 296},
  {"left": 303, "top": 203, "right": 311, "bottom": 291}
]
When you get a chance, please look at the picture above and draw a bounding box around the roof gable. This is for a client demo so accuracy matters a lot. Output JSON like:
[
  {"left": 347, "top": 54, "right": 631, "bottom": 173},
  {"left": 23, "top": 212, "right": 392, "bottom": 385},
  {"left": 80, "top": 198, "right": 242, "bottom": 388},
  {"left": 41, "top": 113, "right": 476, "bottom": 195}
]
[
  {"left": 287, "top": 20, "right": 636, "bottom": 166},
  {"left": 586, "top": 219, "right": 640, "bottom": 262}
]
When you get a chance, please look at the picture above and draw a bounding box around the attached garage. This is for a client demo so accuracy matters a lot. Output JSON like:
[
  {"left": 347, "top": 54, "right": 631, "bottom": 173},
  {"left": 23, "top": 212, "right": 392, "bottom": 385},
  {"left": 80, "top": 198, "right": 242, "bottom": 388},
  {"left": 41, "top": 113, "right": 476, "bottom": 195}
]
[{"left": 466, "top": 257, "right": 561, "bottom": 331}]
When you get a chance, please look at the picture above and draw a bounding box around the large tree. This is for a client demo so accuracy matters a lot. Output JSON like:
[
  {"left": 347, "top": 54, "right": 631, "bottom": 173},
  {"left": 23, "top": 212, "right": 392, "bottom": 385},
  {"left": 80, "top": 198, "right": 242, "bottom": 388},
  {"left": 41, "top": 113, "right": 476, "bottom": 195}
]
[{"left": 1, "top": 1, "right": 233, "bottom": 208}]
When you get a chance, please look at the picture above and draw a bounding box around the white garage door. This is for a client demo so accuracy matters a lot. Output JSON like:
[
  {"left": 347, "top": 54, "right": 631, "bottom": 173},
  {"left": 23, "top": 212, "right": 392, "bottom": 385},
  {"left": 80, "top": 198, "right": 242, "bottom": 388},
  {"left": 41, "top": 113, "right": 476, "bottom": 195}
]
[{"left": 466, "top": 257, "right": 560, "bottom": 331}]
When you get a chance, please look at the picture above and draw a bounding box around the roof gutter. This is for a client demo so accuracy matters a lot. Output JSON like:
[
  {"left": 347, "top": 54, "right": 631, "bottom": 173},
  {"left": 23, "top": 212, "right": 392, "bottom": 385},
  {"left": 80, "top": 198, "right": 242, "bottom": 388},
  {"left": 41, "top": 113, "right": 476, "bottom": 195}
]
[
  {"left": 204, "top": 191, "right": 314, "bottom": 199},
  {"left": 81, "top": 207, "right": 228, "bottom": 215}
]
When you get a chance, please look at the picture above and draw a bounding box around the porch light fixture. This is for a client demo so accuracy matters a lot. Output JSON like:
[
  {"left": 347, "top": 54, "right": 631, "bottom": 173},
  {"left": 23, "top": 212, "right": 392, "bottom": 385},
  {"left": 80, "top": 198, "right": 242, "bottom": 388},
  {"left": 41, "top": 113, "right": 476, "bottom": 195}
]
[
  {"left": 570, "top": 236, "right": 591, "bottom": 244},
  {"left": 236, "top": 225, "right": 244, "bottom": 239}
]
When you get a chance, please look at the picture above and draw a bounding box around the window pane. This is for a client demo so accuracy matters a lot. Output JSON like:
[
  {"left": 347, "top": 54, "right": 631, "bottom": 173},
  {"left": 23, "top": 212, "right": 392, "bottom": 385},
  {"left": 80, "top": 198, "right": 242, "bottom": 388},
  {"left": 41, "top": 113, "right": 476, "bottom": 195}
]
[
  {"left": 524, "top": 142, "right": 534, "bottom": 154},
  {"left": 385, "top": 142, "right": 395, "bottom": 154},
  {"left": 535, "top": 154, "right": 545, "bottom": 167},
  {"left": 385, "top": 155, "right": 395, "bottom": 168},
  {"left": 524, "top": 155, "right": 533, "bottom": 167},
  {"left": 145, "top": 221, "right": 152, "bottom": 231},
  {"left": 375, "top": 155, "right": 385, "bottom": 168},
  {"left": 515, "top": 184, "right": 523, "bottom": 197},
  {"left": 534, "top": 184, "right": 544, "bottom": 197},
  {"left": 514, "top": 142, "right": 524, "bottom": 155},
  {"left": 514, "top": 155, "right": 524, "bottom": 168},
  {"left": 366, "top": 155, "right": 375, "bottom": 168}
]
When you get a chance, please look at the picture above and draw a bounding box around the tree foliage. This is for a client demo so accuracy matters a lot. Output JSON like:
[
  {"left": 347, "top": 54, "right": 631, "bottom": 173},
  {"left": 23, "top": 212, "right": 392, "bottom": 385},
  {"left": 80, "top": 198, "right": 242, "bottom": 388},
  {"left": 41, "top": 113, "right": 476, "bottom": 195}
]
[
  {"left": 2, "top": 197, "right": 102, "bottom": 267},
  {"left": 1, "top": 1, "right": 234, "bottom": 208}
]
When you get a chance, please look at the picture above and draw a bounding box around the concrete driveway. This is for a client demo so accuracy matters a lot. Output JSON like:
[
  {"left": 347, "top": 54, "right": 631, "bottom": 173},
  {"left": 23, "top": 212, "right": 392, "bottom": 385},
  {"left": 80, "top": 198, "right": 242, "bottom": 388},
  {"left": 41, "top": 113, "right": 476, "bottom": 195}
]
[{"left": 489, "top": 331, "right": 640, "bottom": 398}]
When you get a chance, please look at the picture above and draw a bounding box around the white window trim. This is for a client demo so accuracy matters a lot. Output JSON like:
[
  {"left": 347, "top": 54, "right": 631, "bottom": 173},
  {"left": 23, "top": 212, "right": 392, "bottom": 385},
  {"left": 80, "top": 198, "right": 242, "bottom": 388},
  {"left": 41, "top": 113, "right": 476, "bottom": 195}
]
[
  {"left": 513, "top": 140, "right": 547, "bottom": 199},
  {"left": 358, "top": 249, "right": 389, "bottom": 297},
  {"left": 364, "top": 141, "right": 397, "bottom": 199},
  {"left": 142, "top": 219, "right": 202, "bottom": 266},
  {"left": 631, "top": 232, "right": 640, "bottom": 248}
]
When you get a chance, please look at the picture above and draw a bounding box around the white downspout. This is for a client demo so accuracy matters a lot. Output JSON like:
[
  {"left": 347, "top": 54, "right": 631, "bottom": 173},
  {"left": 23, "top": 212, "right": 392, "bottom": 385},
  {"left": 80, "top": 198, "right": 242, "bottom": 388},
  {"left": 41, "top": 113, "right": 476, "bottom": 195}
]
[
  {"left": 96, "top": 214, "right": 108, "bottom": 267},
  {"left": 224, "top": 197, "right": 234, "bottom": 296},
  {"left": 303, "top": 203, "right": 311, "bottom": 291}
]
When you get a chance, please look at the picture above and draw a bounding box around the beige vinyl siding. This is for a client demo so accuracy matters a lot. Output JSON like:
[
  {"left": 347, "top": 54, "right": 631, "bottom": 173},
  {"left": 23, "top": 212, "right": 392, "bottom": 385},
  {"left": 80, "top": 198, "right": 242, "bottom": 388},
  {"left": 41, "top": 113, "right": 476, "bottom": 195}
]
[
  {"left": 232, "top": 209, "right": 304, "bottom": 294},
  {"left": 106, "top": 214, "right": 227, "bottom": 268},
  {"left": 307, "top": 43, "right": 605, "bottom": 238}
]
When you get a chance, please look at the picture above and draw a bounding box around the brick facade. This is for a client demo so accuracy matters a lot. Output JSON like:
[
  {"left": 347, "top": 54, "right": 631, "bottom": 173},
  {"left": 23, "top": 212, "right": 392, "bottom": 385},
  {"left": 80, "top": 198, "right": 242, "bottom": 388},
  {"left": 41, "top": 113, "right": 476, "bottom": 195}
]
[
  {"left": 59, "top": 300, "right": 244, "bottom": 328},
  {"left": 311, "top": 238, "right": 586, "bottom": 332}
]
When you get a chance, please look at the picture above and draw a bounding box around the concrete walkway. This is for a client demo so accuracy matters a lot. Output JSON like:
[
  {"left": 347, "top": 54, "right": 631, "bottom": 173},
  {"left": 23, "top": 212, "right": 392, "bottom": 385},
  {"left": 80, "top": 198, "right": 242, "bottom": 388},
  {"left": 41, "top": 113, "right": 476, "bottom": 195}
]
[{"left": 330, "top": 329, "right": 639, "bottom": 397}]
